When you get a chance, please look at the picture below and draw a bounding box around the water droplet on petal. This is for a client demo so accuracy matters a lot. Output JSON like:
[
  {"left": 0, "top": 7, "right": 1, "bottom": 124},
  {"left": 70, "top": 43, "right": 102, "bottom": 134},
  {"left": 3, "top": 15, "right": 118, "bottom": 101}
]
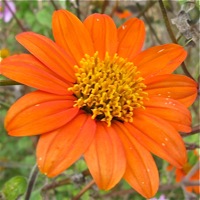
[
  {"left": 141, "top": 181, "right": 145, "bottom": 184},
  {"left": 35, "top": 104, "right": 40, "bottom": 107},
  {"left": 39, "top": 157, "right": 42, "bottom": 161},
  {"left": 147, "top": 168, "right": 150, "bottom": 172},
  {"left": 165, "top": 138, "right": 168, "bottom": 141},
  {"left": 162, "top": 143, "right": 166, "bottom": 146},
  {"left": 167, "top": 95, "right": 171, "bottom": 98},
  {"left": 158, "top": 94, "right": 161, "bottom": 96},
  {"left": 96, "top": 18, "right": 100, "bottom": 22},
  {"left": 158, "top": 49, "right": 165, "bottom": 53},
  {"left": 122, "top": 25, "right": 127, "bottom": 30}
]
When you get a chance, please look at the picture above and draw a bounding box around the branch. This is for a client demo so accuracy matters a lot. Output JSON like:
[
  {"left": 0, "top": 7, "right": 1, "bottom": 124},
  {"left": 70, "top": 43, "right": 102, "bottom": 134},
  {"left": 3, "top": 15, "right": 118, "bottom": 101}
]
[
  {"left": 2, "top": 0, "right": 27, "bottom": 32},
  {"left": 72, "top": 179, "right": 95, "bottom": 200},
  {"left": 181, "top": 125, "right": 200, "bottom": 137},
  {"left": 136, "top": 1, "right": 157, "bottom": 18},
  {"left": 158, "top": 0, "right": 194, "bottom": 80},
  {"left": 136, "top": 3, "right": 162, "bottom": 45},
  {"left": 185, "top": 142, "right": 200, "bottom": 150},
  {"left": 0, "top": 79, "right": 22, "bottom": 86},
  {"left": 182, "top": 161, "right": 200, "bottom": 184},
  {"left": 50, "top": 0, "right": 59, "bottom": 10},
  {"left": 24, "top": 164, "right": 39, "bottom": 200}
]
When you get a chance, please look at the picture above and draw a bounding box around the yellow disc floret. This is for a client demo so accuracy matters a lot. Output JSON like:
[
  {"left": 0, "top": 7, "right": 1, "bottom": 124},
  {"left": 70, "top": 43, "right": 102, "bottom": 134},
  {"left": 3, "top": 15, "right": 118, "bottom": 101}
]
[{"left": 69, "top": 52, "right": 147, "bottom": 126}]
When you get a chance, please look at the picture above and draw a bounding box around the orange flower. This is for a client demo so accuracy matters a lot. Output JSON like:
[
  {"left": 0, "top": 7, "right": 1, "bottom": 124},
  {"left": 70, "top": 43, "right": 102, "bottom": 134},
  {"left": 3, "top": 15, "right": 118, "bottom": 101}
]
[
  {"left": 168, "top": 151, "right": 200, "bottom": 194},
  {"left": 0, "top": 10, "right": 198, "bottom": 198},
  {"left": 115, "top": 8, "right": 132, "bottom": 19}
]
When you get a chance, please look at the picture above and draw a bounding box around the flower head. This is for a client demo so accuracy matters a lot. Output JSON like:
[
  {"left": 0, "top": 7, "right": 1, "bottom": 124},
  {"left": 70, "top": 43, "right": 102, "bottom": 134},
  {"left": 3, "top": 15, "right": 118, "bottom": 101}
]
[
  {"left": 0, "top": 10, "right": 197, "bottom": 198},
  {"left": 0, "top": 0, "right": 16, "bottom": 23},
  {"left": 115, "top": 8, "right": 132, "bottom": 19}
]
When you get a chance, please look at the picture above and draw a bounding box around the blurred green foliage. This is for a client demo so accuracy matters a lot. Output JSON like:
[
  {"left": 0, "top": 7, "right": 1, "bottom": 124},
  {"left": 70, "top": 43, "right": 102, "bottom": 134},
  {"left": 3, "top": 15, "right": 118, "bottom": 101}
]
[{"left": 0, "top": 0, "right": 199, "bottom": 199}]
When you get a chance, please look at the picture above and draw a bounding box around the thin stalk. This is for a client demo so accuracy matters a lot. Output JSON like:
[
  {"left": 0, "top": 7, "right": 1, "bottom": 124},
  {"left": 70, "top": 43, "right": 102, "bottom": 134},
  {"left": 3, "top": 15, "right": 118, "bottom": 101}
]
[
  {"left": 72, "top": 179, "right": 95, "bottom": 200},
  {"left": 3, "top": 0, "right": 27, "bottom": 32},
  {"left": 24, "top": 164, "right": 39, "bottom": 200},
  {"left": 50, "top": 0, "right": 59, "bottom": 10},
  {"left": 158, "top": 0, "right": 194, "bottom": 80}
]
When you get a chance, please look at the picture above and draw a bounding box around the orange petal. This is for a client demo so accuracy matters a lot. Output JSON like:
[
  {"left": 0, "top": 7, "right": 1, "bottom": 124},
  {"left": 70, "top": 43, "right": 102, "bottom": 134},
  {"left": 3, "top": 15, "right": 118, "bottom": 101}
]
[
  {"left": 113, "top": 122, "right": 159, "bottom": 198},
  {"left": 52, "top": 10, "right": 94, "bottom": 63},
  {"left": 0, "top": 54, "right": 71, "bottom": 95},
  {"left": 84, "top": 13, "right": 118, "bottom": 60},
  {"left": 117, "top": 18, "right": 145, "bottom": 59},
  {"left": 84, "top": 122, "right": 126, "bottom": 190},
  {"left": 145, "top": 74, "right": 198, "bottom": 107},
  {"left": 16, "top": 32, "right": 76, "bottom": 83},
  {"left": 5, "top": 91, "right": 78, "bottom": 136},
  {"left": 132, "top": 44, "right": 187, "bottom": 79},
  {"left": 143, "top": 97, "right": 192, "bottom": 132},
  {"left": 37, "top": 113, "right": 96, "bottom": 177},
  {"left": 125, "top": 112, "right": 187, "bottom": 168}
]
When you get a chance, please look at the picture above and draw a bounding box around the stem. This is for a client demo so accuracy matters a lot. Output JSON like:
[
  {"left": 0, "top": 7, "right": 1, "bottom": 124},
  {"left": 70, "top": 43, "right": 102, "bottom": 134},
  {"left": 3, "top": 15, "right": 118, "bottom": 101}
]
[
  {"left": 24, "top": 164, "right": 39, "bottom": 200},
  {"left": 2, "top": 0, "right": 27, "bottom": 32},
  {"left": 75, "top": 0, "right": 80, "bottom": 19},
  {"left": 158, "top": 0, "right": 177, "bottom": 43},
  {"left": 72, "top": 179, "right": 95, "bottom": 200},
  {"left": 181, "top": 125, "right": 200, "bottom": 137},
  {"left": 0, "top": 79, "right": 22, "bottom": 86},
  {"left": 136, "top": 1, "right": 157, "bottom": 18},
  {"left": 185, "top": 142, "right": 200, "bottom": 150},
  {"left": 182, "top": 161, "right": 200, "bottom": 183},
  {"left": 41, "top": 169, "right": 90, "bottom": 192},
  {"left": 136, "top": 3, "right": 162, "bottom": 45},
  {"left": 50, "top": 0, "right": 59, "bottom": 10},
  {"left": 158, "top": 0, "right": 194, "bottom": 80},
  {"left": 42, "top": 178, "right": 71, "bottom": 192}
]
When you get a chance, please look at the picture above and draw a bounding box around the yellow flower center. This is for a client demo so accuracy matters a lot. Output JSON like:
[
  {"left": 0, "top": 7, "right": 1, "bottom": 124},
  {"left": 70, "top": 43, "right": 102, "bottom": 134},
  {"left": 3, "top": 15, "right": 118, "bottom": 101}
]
[{"left": 69, "top": 52, "right": 147, "bottom": 126}]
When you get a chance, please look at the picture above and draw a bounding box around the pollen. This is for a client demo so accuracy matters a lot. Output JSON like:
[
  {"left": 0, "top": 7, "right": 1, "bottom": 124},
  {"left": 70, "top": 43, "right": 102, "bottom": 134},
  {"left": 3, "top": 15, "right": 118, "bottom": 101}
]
[{"left": 69, "top": 52, "right": 147, "bottom": 126}]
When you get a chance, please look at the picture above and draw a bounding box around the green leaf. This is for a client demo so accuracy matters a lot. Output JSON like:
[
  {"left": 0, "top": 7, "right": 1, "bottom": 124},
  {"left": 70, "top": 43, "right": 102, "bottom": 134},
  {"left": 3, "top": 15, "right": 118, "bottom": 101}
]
[
  {"left": 2, "top": 176, "right": 27, "bottom": 200},
  {"left": 36, "top": 8, "right": 53, "bottom": 28}
]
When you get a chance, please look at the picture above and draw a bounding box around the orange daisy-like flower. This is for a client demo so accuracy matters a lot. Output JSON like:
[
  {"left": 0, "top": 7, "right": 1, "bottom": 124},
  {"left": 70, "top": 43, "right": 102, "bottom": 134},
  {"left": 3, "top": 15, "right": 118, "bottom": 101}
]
[
  {"left": 0, "top": 10, "right": 198, "bottom": 198},
  {"left": 168, "top": 151, "right": 200, "bottom": 194}
]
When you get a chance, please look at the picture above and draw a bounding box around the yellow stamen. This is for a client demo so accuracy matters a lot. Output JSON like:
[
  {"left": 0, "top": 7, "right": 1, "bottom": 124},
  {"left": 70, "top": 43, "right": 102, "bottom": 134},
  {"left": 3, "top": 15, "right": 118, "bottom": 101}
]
[{"left": 69, "top": 52, "right": 147, "bottom": 126}]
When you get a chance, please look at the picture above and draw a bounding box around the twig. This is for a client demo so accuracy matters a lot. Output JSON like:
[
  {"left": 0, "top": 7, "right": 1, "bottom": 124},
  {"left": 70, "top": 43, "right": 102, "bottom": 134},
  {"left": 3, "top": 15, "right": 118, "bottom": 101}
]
[
  {"left": 72, "top": 179, "right": 95, "bottom": 200},
  {"left": 181, "top": 125, "right": 200, "bottom": 137},
  {"left": 185, "top": 142, "right": 200, "bottom": 150},
  {"left": 101, "top": 0, "right": 109, "bottom": 14},
  {"left": 181, "top": 162, "right": 200, "bottom": 200},
  {"left": 42, "top": 178, "right": 71, "bottom": 192},
  {"left": 41, "top": 169, "right": 90, "bottom": 192},
  {"left": 24, "top": 164, "right": 39, "bottom": 200},
  {"left": 2, "top": 0, "right": 27, "bottom": 32},
  {"left": 158, "top": 0, "right": 194, "bottom": 80},
  {"left": 136, "top": 3, "right": 162, "bottom": 45},
  {"left": 184, "top": 180, "right": 200, "bottom": 187},
  {"left": 50, "top": 0, "right": 59, "bottom": 10},
  {"left": 182, "top": 161, "right": 200, "bottom": 184},
  {"left": 136, "top": 1, "right": 157, "bottom": 18},
  {"left": 0, "top": 79, "right": 22, "bottom": 86},
  {"left": 75, "top": 0, "right": 80, "bottom": 19},
  {"left": 158, "top": 0, "right": 177, "bottom": 43}
]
